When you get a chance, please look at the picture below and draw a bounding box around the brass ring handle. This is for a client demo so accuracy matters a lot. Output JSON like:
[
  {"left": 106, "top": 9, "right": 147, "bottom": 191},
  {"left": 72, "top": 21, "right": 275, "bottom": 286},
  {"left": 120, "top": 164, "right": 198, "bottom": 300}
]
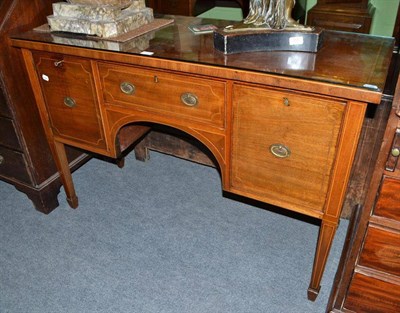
[
  {"left": 120, "top": 81, "right": 136, "bottom": 95},
  {"left": 0, "top": 154, "right": 4, "bottom": 165},
  {"left": 270, "top": 144, "right": 291, "bottom": 158},
  {"left": 181, "top": 92, "right": 199, "bottom": 107},
  {"left": 64, "top": 97, "right": 76, "bottom": 108}
]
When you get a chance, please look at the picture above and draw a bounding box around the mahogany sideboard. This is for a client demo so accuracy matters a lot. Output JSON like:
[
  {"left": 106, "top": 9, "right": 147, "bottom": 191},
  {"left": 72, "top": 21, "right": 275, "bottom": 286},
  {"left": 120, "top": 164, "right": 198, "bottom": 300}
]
[
  {"left": 11, "top": 16, "right": 393, "bottom": 300},
  {"left": 0, "top": 0, "right": 89, "bottom": 214}
]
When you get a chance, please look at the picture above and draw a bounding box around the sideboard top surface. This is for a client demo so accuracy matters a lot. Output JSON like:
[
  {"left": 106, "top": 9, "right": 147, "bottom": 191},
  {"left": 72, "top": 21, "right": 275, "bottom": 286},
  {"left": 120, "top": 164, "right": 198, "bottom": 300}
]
[{"left": 11, "top": 15, "right": 394, "bottom": 100}]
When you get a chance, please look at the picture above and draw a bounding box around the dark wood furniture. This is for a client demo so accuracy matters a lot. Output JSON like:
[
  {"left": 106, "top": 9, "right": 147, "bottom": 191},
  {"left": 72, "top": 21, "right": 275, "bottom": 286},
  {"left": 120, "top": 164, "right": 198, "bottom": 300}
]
[
  {"left": 146, "top": 0, "right": 249, "bottom": 17},
  {"left": 0, "top": 0, "right": 89, "bottom": 214},
  {"left": 11, "top": 16, "right": 393, "bottom": 300},
  {"left": 327, "top": 71, "right": 400, "bottom": 313},
  {"left": 307, "top": 0, "right": 374, "bottom": 34},
  {"left": 146, "top": 0, "right": 200, "bottom": 15}
]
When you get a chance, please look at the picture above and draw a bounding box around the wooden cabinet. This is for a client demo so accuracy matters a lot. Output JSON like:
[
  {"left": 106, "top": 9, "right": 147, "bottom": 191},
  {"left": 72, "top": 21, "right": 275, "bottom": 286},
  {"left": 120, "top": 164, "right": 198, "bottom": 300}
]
[
  {"left": 328, "top": 74, "right": 400, "bottom": 312},
  {"left": 0, "top": 0, "right": 88, "bottom": 214},
  {"left": 307, "top": 0, "right": 374, "bottom": 33}
]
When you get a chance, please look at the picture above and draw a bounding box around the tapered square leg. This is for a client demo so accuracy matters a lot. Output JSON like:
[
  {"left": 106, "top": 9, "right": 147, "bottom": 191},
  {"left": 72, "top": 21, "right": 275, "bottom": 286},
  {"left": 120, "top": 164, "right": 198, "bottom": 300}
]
[{"left": 308, "top": 221, "right": 337, "bottom": 301}]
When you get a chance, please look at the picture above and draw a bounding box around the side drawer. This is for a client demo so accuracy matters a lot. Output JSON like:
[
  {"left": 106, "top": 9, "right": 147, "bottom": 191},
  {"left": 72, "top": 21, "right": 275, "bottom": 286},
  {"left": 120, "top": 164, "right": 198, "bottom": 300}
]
[
  {"left": 231, "top": 83, "right": 345, "bottom": 215},
  {"left": 98, "top": 63, "right": 226, "bottom": 128},
  {"left": 344, "top": 273, "right": 400, "bottom": 313},
  {"left": 0, "top": 146, "right": 31, "bottom": 184},
  {"left": 359, "top": 226, "right": 400, "bottom": 277},
  {"left": 373, "top": 177, "right": 400, "bottom": 223},
  {"left": 33, "top": 52, "right": 107, "bottom": 151},
  {"left": 0, "top": 116, "right": 22, "bottom": 151}
]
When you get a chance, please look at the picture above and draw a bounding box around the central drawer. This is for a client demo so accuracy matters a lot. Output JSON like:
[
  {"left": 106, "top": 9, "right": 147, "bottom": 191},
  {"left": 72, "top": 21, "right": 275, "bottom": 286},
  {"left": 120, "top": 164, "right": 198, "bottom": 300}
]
[{"left": 98, "top": 63, "right": 226, "bottom": 128}]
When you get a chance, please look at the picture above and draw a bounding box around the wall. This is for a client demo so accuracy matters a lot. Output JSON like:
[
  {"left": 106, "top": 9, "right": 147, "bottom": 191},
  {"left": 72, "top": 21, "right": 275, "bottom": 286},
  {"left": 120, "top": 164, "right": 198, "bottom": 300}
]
[
  {"left": 370, "top": 0, "right": 399, "bottom": 36},
  {"left": 198, "top": 7, "right": 243, "bottom": 20}
]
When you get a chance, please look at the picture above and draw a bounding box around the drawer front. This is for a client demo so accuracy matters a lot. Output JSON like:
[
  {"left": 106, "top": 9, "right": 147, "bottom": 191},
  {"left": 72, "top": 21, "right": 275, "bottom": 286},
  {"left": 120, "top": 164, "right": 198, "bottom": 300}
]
[
  {"left": 0, "top": 146, "right": 31, "bottom": 184},
  {"left": 0, "top": 116, "right": 22, "bottom": 151},
  {"left": 344, "top": 273, "right": 400, "bottom": 313},
  {"left": 359, "top": 226, "right": 400, "bottom": 277},
  {"left": 33, "top": 53, "right": 107, "bottom": 150},
  {"left": 373, "top": 177, "right": 400, "bottom": 223},
  {"left": 231, "top": 84, "right": 345, "bottom": 214},
  {"left": 99, "top": 63, "right": 226, "bottom": 128}
]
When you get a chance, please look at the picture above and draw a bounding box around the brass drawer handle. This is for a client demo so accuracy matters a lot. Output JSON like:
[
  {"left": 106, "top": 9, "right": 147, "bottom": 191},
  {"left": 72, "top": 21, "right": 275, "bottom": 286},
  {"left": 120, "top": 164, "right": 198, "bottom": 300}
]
[
  {"left": 120, "top": 81, "right": 136, "bottom": 95},
  {"left": 64, "top": 97, "right": 76, "bottom": 108},
  {"left": 270, "top": 144, "right": 291, "bottom": 158},
  {"left": 181, "top": 92, "right": 199, "bottom": 107},
  {"left": 0, "top": 154, "right": 4, "bottom": 165}
]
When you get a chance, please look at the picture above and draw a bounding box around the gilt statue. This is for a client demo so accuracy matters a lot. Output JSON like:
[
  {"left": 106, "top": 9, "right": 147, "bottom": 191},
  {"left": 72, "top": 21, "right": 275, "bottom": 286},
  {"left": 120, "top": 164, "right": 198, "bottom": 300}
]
[{"left": 226, "top": 0, "right": 311, "bottom": 32}]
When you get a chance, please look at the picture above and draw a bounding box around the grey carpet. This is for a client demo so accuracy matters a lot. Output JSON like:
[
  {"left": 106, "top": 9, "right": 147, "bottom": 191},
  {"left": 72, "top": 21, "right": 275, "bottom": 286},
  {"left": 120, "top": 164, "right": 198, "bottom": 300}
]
[{"left": 0, "top": 151, "right": 347, "bottom": 313}]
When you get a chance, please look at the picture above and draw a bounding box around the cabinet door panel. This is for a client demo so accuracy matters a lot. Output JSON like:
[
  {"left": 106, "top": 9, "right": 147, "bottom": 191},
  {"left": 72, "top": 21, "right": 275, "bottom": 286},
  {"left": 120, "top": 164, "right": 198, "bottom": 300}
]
[
  {"left": 33, "top": 52, "right": 106, "bottom": 150},
  {"left": 231, "top": 83, "right": 345, "bottom": 215}
]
